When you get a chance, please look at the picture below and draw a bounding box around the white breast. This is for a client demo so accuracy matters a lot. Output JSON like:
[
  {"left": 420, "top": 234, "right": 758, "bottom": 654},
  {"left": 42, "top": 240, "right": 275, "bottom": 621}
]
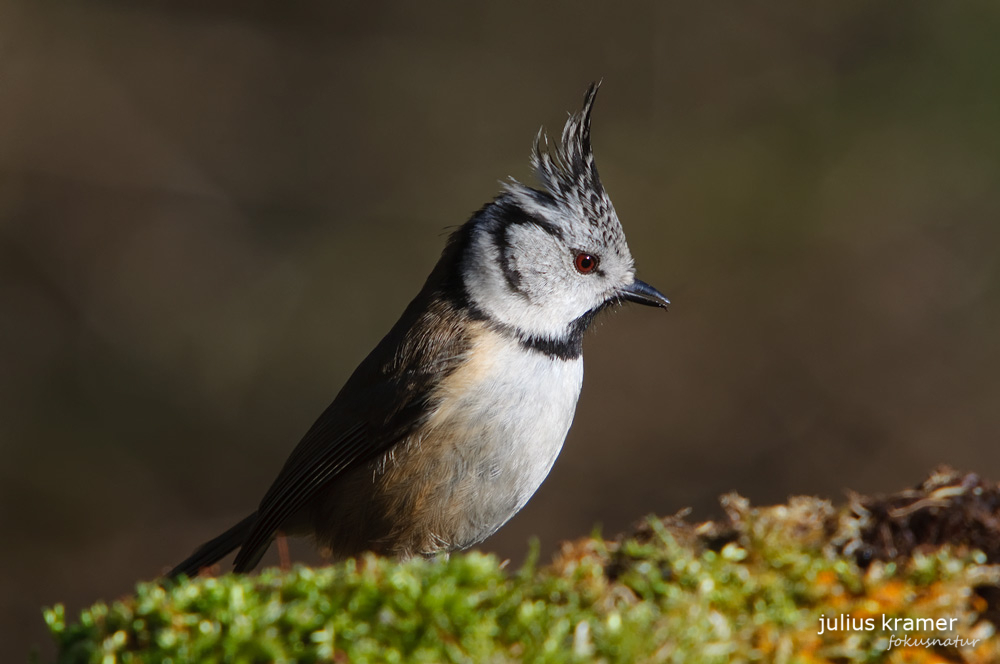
[{"left": 419, "top": 326, "right": 584, "bottom": 547}]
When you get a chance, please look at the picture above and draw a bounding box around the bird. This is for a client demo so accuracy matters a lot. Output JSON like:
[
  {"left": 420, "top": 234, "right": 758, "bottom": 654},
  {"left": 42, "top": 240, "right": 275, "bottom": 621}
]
[{"left": 169, "top": 82, "right": 669, "bottom": 578}]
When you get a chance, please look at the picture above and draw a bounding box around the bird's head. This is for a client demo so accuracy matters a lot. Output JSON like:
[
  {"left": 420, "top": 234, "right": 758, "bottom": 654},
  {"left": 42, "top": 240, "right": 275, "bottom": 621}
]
[{"left": 458, "top": 83, "right": 668, "bottom": 351}]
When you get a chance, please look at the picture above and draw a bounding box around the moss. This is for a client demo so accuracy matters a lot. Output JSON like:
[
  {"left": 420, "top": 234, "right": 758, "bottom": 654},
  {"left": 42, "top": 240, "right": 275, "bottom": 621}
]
[{"left": 42, "top": 470, "right": 1000, "bottom": 663}]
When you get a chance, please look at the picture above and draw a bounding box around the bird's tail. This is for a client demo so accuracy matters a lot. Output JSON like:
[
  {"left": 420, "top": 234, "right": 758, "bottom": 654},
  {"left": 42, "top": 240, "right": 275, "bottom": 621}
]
[{"left": 168, "top": 512, "right": 258, "bottom": 579}]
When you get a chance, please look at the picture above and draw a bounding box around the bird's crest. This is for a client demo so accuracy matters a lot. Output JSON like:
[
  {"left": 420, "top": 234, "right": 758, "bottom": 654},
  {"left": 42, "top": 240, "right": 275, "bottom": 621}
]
[
  {"left": 506, "top": 82, "right": 617, "bottom": 229},
  {"left": 532, "top": 82, "right": 603, "bottom": 199}
]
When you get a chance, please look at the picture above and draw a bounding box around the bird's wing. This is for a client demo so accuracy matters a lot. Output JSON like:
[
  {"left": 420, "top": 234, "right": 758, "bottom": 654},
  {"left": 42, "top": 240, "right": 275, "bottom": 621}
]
[
  {"left": 232, "top": 389, "right": 425, "bottom": 571},
  {"left": 232, "top": 293, "right": 471, "bottom": 572}
]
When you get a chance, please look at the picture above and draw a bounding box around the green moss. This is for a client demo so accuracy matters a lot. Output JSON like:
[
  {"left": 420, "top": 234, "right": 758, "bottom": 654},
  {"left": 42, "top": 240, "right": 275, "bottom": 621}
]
[{"left": 43, "top": 493, "right": 1000, "bottom": 664}]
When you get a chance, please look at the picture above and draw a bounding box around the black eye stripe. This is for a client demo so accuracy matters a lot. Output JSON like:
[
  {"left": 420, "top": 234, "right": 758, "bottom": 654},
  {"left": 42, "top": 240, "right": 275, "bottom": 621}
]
[
  {"left": 494, "top": 199, "right": 565, "bottom": 240},
  {"left": 492, "top": 225, "right": 524, "bottom": 294},
  {"left": 485, "top": 200, "right": 569, "bottom": 296}
]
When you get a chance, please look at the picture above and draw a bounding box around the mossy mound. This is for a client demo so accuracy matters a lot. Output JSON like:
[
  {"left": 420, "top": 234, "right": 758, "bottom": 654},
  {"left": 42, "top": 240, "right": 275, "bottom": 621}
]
[{"left": 43, "top": 469, "right": 1000, "bottom": 663}]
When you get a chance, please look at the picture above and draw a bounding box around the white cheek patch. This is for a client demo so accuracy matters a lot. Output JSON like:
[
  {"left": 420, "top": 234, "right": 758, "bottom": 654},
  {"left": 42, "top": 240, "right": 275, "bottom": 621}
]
[{"left": 464, "top": 224, "right": 602, "bottom": 340}]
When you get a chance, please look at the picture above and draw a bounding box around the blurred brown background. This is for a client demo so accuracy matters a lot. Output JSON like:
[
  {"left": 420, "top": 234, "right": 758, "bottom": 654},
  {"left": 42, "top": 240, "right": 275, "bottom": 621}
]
[{"left": 4, "top": 0, "right": 1000, "bottom": 659}]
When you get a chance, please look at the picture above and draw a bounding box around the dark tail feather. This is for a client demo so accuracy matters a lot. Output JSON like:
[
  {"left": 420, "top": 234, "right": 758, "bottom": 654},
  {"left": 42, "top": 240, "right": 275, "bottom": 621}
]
[
  {"left": 232, "top": 540, "right": 270, "bottom": 574},
  {"left": 168, "top": 513, "right": 258, "bottom": 579}
]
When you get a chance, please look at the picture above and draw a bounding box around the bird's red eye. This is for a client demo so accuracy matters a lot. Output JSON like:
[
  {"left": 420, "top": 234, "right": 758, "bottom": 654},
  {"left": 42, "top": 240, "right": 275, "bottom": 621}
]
[{"left": 574, "top": 252, "right": 598, "bottom": 274}]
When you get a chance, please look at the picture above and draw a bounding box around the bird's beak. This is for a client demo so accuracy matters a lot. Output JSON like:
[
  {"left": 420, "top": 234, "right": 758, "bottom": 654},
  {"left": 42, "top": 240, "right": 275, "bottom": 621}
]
[{"left": 619, "top": 279, "right": 670, "bottom": 309}]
